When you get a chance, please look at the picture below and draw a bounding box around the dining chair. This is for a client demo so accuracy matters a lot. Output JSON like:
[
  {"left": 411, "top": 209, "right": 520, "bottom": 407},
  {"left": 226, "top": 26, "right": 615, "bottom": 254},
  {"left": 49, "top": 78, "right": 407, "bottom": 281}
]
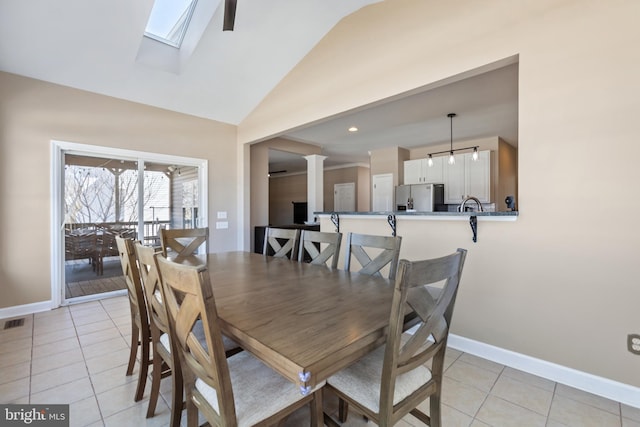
[
  {"left": 155, "top": 255, "right": 324, "bottom": 427},
  {"left": 325, "top": 248, "right": 467, "bottom": 427},
  {"left": 135, "top": 243, "right": 242, "bottom": 427},
  {"left": 344, "top": 232, "right": 402, "bottom": 280},
  {"left": 262, "top": 227, "right": 300, "bottom": 260},
  {"left": 160, "top": 227, "right": 209, "bottom": 262},
  {"left": 134, "top": 242, "right": 181, "bottom": 427},
  {"left": 297, "top": 229, "right": 342, "bottom": 268},
  {"left": 115, "top": 236, "right": 151, "bottom": 402}
]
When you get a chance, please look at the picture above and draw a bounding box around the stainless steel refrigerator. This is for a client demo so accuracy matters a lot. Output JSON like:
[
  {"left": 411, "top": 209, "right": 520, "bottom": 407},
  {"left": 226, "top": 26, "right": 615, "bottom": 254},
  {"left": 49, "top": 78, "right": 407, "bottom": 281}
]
[{"left": 395, "top": 183, "right": 444, "bottom": 212}]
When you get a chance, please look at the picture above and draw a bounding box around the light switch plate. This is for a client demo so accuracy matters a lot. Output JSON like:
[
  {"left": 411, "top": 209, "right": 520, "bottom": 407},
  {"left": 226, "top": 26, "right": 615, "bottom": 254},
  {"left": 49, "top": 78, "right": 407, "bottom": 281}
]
[
  {"left": 215, "top": 221, "right": 228, "bottom": 229},
  {"left": 217, "top": 211, "right": 227, "bottom": 219},
  {"left": 628, "top": 334, "right": 640, "bottom": 355}
]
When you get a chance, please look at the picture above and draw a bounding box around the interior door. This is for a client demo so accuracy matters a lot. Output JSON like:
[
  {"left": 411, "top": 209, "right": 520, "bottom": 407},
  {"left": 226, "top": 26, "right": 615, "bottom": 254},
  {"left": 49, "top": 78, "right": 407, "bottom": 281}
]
[
  {"left": 334, "top": 182, "right": 356, "bottom": 211},
  {"left": 372, "top": 173, "right": 393, "bottom": 211}
]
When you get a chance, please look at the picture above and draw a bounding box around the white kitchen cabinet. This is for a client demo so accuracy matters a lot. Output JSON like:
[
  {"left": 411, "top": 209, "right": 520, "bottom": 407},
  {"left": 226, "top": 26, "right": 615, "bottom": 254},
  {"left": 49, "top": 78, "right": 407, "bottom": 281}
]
[
  {"left": 465, "top": 150, "right": 491, "bottom": 203},
  {"left": 404, "top": 158, "right": 423, "bottom": 184},
  {"left": 443, "top": 154, "right": 466, "bottom": 204},
  {"left": 444, "top": 150, "right": 491, "bottom": 204},
  {"left": 403, "top": 156, "right": 444, "bottom": 184}
]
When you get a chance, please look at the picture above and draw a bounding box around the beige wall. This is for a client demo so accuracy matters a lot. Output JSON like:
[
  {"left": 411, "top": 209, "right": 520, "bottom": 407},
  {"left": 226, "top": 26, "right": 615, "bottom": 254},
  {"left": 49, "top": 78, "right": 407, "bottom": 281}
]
[
  {"left": 269, "top": 173, "right": 307, "bottom": 225},
  {"left": 0, "top": 71, "right": 238, "bottom": 308},
  {"left": 239, "top": 0, "right": 640, "bottom": 388},
  {"left": 370, "top": 146, "right": 409, "bottom": 189},
  {"left": 323, "top": 166, "right": 370, "bottom": 212}
]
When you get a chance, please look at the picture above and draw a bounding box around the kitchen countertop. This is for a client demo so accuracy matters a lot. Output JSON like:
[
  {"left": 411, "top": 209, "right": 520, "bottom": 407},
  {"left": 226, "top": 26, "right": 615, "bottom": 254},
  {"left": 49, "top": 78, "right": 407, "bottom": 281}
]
[
  {"left": 313, "top": 211, "right": 519, "bottom": 221},
  {"left": 315, "top": 210, "right": 518, "bottom": 218}
]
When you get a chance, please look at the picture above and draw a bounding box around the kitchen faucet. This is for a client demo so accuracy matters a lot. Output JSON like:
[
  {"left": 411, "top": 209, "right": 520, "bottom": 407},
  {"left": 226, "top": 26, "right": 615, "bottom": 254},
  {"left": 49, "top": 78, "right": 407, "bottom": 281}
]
[{"left": 459, "top": 196, "right": 484, "bottom": 212}]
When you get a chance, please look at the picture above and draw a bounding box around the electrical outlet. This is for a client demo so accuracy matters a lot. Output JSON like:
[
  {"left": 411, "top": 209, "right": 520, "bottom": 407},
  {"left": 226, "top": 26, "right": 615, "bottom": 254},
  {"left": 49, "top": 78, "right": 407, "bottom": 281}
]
[{"left": 628, "top": 334, "right": 640, "bottom": 355}]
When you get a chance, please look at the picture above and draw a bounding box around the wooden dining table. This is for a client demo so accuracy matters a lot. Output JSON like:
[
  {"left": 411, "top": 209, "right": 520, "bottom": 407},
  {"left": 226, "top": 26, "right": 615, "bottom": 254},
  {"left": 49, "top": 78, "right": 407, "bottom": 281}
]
[{"left": 173, "top": 251, "right": 394, "bottom": 395}]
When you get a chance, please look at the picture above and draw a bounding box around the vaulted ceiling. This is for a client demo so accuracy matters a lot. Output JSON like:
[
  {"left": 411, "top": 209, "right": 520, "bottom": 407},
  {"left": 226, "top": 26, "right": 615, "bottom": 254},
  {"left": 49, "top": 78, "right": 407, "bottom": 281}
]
[
  {"left": 0, "top": 0, "right": 518, "bottom": 172},
  {"left": 0, "top": 0, "right": 382, "bottom": 125}
]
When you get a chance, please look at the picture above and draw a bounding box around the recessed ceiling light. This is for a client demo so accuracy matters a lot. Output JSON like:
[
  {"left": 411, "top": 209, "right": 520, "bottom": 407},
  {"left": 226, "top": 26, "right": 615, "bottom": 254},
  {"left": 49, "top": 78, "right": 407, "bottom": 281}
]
[{"left": 348, "top": 126, "right": 359, "bottom": 132}]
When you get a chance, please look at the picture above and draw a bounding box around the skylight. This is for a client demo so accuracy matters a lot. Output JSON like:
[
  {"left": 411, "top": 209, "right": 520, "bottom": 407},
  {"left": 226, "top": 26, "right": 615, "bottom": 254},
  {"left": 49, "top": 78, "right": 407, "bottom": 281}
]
[{"left": 144, "top": 0, "right": 198, "bottom": 48}]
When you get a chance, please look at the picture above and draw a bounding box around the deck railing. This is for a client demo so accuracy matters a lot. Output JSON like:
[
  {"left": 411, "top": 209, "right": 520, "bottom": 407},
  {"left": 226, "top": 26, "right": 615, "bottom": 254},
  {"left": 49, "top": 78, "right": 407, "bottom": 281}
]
[{"left": 65, "top": 220, "right": 172, "bottom": 245}]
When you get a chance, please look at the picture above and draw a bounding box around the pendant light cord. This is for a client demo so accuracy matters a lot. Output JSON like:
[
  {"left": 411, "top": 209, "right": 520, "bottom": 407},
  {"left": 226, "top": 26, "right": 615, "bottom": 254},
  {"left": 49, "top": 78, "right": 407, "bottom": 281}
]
[{"left": 448, "top": 112, "right": 456, "bottom": 152}]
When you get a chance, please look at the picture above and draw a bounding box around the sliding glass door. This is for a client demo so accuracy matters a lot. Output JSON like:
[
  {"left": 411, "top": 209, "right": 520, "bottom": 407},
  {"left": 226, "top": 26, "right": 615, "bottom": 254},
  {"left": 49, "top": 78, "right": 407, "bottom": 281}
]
[{"left": 52, "top": 141, "right": 207, "bottom": 306}]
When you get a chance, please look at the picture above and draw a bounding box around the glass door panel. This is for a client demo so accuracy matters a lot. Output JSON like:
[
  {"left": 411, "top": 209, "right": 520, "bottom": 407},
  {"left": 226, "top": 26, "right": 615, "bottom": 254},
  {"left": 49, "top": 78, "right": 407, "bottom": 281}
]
[
  {"left": 63, "top": 155, "right": 139, "bottom": 300},
  {"left": 141, "top": 162, "right": 172, "bottom": 246}
]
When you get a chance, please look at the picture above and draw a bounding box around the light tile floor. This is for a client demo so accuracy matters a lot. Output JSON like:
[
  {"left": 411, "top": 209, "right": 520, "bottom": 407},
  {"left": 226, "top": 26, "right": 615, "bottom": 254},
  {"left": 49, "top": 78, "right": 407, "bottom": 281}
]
[{"left": 1, "top": 295, "right": 638, "bottom": 427}]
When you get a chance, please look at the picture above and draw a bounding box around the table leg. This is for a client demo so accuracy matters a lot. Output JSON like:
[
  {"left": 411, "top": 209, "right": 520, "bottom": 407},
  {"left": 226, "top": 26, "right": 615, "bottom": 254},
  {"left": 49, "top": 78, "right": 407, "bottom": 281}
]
[{"left": 310, "top": 388, "right": 323, "bottom": 427}]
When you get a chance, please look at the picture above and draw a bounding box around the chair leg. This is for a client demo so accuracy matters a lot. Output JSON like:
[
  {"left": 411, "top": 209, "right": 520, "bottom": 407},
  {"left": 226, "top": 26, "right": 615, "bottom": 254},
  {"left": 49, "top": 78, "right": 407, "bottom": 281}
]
[
  {"left": 429, "top": 392, "right": 442, "bottom": 427},
  {"left": 338, "top": 398, "right": 349, "bottom": 422},
  {"left": 146, "top": 349, "right": 163, "bottom": 418},
  {"left": 169, "top": 363, "right": 183, "bottom": 427},
  {"left": 134, "top": 329, "right": 150, "bottom": 402},
  {"left": 186, "top": 395, "right": 198, "bottom": 427},
  {"left": 126, "top": 323, "right": 139, "bottom": 376}
]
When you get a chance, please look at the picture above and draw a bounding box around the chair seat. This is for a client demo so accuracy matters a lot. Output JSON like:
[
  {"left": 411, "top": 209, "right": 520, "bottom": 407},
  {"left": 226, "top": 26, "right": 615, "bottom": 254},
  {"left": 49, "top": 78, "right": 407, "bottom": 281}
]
[
  {"left": 327, "top": 334, "right": 432, "bottom": 414},
  {"left": 195, "top": 350, "right": 323, "bottom": 427},
  {"left": 159, "top": 322, "right": 240, "bottom": 354}
]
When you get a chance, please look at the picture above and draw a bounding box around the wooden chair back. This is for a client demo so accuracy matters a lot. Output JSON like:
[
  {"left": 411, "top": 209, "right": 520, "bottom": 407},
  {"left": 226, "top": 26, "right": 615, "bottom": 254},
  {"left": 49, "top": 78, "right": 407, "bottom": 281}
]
[
  {"left": 115, "top": 236, "right": 147, "bottom": 329},
  {"left": 160, "top": 228, "right": 209, "bottom": 262},
  {"left": 380, "top": 248, "right": 467, "bottom": 425},
  {"left": 344, "top": 232, "right": 402, "bottom": 280},
  {"left": 155, "top": 256, "right": 238, "bottom": 425},
  {"left": 262, "top": 227, "right": 300, "bottom": 260},
  {"left": 135, "top": 243, "right": 169, "bottom": 337},
  {"left": 297, "top": 230, "right": 342, "bottom": 268}
]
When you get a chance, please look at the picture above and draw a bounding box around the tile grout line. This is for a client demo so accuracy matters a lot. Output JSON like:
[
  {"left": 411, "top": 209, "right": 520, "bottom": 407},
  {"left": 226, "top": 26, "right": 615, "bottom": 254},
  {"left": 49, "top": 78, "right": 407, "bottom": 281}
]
[
  {"left": 98, "top": 298, "right": 150, "bottom": 425},
  {"left": 29, "top": 313, "right": 34, "bottom": 404},
  {"left": 544, "top": 382, "right": 558, "bottom": 426},
  {"left": 101, "top": 297, "right": 179, "bottom": 426},
  {"left": 70, "top": 306, "right": 108, "bottom": 427}
]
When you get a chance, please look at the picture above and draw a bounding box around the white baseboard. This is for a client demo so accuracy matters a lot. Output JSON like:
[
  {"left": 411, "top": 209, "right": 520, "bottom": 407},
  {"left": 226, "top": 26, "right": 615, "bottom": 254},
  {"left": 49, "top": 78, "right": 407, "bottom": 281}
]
[
  {"left": 0, "top": 300, "right": 53, "bottom": 320},
  {"left": 448, "top": 334, "right": 640, "bottom": 409}
]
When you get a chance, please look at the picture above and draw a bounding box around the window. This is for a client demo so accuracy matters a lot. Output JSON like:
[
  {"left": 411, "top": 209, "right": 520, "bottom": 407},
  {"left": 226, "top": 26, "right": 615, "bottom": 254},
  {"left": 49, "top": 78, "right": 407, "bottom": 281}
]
[{"left": 144, "top": 0, "right": 198, "bottom": 48}]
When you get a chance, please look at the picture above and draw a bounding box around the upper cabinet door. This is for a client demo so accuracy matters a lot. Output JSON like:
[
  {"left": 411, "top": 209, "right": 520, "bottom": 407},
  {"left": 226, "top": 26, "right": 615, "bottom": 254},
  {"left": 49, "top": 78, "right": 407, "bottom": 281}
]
[
  {"left": 424, "top": 156, "right": 444, "bottom": 184},
  {"left": 404, "top": 158, "right": 423, "bottom": 184},
  {"left": 465, "top": 150, "right": 491, "bottom": 203},
  {"left": 444, "top": 154, "right": 466, "bottom": 204}
]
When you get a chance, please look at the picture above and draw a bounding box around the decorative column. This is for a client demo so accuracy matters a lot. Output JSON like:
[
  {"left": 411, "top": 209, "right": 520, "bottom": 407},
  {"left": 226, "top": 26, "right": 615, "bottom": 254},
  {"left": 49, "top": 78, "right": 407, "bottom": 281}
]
[{"left": 304, "top": 154, "right": 327, "bottom": 224}]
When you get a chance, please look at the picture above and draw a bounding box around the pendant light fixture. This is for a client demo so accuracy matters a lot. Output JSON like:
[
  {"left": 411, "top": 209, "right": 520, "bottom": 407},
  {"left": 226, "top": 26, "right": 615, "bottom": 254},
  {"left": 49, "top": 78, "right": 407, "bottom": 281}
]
[
  {"left": 448, "top": 113, "right": 456, "bottom": 165},
  {"left": 426, "top": 113, "right": 480, "bottom": 167}
]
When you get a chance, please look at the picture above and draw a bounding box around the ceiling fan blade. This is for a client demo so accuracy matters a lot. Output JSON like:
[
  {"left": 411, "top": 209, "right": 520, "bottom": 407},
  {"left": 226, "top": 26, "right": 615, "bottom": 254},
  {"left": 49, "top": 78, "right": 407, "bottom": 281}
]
[{"left": 223, "top": 0, "right": 237, "bottom": 31}]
